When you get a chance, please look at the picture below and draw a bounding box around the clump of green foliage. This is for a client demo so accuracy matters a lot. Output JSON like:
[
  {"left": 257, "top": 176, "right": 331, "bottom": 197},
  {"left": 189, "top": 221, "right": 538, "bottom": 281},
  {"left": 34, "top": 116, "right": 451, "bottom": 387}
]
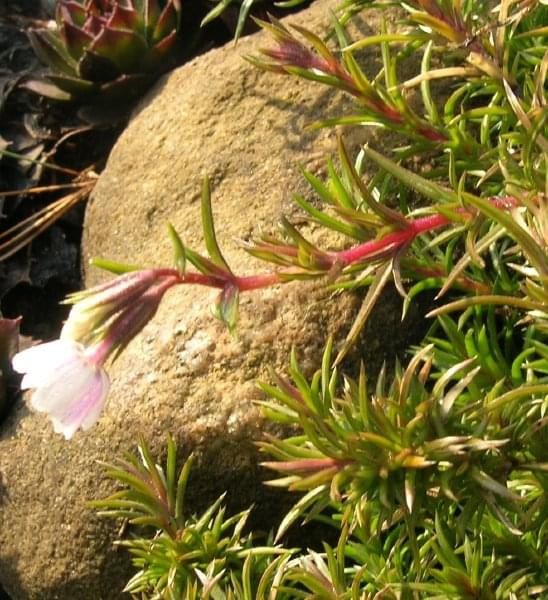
[
  {"left": 92, "top": 0, "right": 546, "bottom": 597},
  {"left": 91, "top": 436, "right": 288, "bottom": 597}
]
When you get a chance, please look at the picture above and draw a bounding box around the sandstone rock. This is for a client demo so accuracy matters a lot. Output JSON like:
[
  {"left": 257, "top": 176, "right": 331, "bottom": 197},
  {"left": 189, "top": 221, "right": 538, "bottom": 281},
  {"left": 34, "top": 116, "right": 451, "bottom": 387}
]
[{"left": 0, "top": 2, "right": 422, "bottom": 598}]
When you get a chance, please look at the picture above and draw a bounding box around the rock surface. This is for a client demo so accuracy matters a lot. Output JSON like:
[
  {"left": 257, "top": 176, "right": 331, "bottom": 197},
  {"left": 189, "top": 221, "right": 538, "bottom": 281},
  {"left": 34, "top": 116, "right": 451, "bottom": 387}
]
[{"left": 0, "top": 1, "right": 423, "bottom": 598}]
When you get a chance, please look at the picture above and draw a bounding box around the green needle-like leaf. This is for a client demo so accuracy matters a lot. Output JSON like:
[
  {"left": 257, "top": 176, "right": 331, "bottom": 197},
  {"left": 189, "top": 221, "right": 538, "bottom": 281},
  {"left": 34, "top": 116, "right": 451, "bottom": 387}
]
[
  {"left": 361, "top": 145, "right": 457, "bottom": 204},
  {"left": 167, "top": 222, "right": 186, "bottom": 274},
  {"left": 201, "top": 177, "right": 232, "bottom": 275}
]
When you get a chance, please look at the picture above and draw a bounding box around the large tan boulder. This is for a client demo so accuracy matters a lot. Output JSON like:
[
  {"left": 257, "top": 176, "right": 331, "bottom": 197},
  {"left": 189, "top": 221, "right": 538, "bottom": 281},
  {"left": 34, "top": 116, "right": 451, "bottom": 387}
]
[{"left": 0, "top": 2, "right": 421, "bottom": 598}]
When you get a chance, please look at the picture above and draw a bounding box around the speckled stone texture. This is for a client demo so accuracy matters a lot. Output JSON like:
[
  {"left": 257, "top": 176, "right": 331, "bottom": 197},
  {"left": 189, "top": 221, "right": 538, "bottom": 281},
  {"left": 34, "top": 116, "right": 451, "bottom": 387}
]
[{"left": 0, "top": 1, "right": 422, "bottom": 598}]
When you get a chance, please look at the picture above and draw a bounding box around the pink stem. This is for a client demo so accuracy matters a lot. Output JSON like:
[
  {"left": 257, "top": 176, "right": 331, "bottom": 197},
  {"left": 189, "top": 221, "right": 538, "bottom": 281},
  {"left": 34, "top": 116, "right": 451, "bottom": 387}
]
[
  {"left": 155, "top": 270, "right": 227, "bottom": 289},
  {"left": 336, "top": 212, "right": 451, "bottom": 265},
  {"left": 236, "top": 272, "right": 281, "bottom": 291},
  {"left": 166, "top": 196, "right": 521, "bottom": 293},
  {"left": 168, "top": 269, "right": 282, "bottom": 291},
  {"left": 335, "top": 196, "right": 521, "bottom": 266}
]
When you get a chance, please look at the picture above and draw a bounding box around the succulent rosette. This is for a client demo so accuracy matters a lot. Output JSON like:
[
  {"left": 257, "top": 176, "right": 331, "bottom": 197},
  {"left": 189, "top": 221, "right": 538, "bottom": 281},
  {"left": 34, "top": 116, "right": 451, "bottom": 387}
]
[{"left": 27, "top": 0, "right": 182, "bottom": 103}]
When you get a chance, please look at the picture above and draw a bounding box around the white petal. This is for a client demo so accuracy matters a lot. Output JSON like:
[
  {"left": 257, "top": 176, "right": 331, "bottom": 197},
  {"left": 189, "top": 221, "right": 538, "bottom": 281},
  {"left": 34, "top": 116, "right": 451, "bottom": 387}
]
[
  {"left": 50, "top": 370, "right": 109, "bottom": 438},
  {"left": 13, "top": 339, "right": 83, "bottom": 380},
  {"left": 13, "top": 337, "right": 110, "bottom": 438},
  {"left": 20, "top": 367, "right": 61, "bottom": 391},
  {"left": 13, "top": 340, "right": 85, "bottom": 389},
  {"left": 30, "top": 358, "right": 95, "bottom": 412},
  {"left": 32, "top": 365, "right": 109, "bottom": 439},
  {"left": 51, "top": 416, "right": 80, "bottom": 440},
  {"left": 79, "top": 370, "right": 110, "bottom": 430}
]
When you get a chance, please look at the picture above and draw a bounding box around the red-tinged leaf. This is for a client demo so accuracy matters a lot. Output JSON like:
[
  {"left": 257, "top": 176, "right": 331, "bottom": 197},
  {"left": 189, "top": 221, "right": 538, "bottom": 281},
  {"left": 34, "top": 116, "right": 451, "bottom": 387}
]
[
  {"left": 98, "top": 73, "right": 151, "bottom": 100},
  {"left": 89, "top": 26, "right": 148, "bottom": 73},
  {"left": 0, "top": 318, "right": 20, "bottom": 379},
  {"left": 46, "top": 73, "right": 96, "bottom": 96},
  {"left": 62, "top": 21, "right": 94, "bottom": 60},
  {"left": 107, "top": 4, "right": 140, "bottom": 32},
  {"left": 144, "top": 30, "right": 178, "bottom": 72},
  {"left": 132, "top": 0, "right": 145, "bottom": 14},
  {"left": 410, "top": 13, "right": 465, "bottom": 43},
  {"left": 27, "top": 28, "right": 78, "bottom": 76},
  {"left": 152, "top": 1, "right": 179, "bottom": 43},
  {"left": 79, "top": 49, "right": 120, "bottom": 82},
  {"left": 22, "top": 78, "right": 73, "bottom": 101},
  {"left": 57, "top": 1, "right": 87, "bottom": 28},
  {"left": 416, "top": 0, "right": 444, "bottom": 20},
  {"left": 290, "top": 23, "right": 334, "bottom": 63},
  {"left": 144, "top": 0, "right": 162, "bottom": 34},
  {"left": 84, "top": 14, "right": 107, "bottom": 36},
  {"left": 0, "top": 317, "right": 21, "bottom": 410}
]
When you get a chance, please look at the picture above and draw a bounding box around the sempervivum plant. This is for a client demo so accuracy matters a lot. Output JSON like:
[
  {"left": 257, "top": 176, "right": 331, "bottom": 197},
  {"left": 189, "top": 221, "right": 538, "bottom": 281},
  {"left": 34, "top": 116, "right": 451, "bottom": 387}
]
[{"left": 26, "top": 0, "right": 182, "bottom": 103}]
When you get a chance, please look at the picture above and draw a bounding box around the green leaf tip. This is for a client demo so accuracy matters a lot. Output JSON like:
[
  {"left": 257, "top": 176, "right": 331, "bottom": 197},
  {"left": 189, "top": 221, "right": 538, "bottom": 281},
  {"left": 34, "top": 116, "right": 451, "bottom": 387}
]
[
  {"left": 166, "top": 222, "right": 186, "bottom": 274},
  {"left": 201, "top": 176, "right": 232, "bottom": 275}
]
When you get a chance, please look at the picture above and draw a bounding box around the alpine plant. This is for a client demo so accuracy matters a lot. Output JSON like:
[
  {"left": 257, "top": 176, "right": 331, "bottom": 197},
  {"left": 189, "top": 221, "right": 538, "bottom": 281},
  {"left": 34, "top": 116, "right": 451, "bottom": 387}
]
[{"left": 26, "top": 0, "right": 182, "bottom": 103}]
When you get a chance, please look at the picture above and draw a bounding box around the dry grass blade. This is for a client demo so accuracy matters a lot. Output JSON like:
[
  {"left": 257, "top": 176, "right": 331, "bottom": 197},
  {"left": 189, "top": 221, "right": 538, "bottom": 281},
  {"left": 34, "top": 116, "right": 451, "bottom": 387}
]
[
  {"left": 0, "top": 181, "right": 92, "bottom": 198},
  {"left": 503, "top": 79, "right": 548, "bottom": 153},
  {"left": 334, "top": 261, "right": 392, "bottom": 367},
  {"left": 0, "top": 174, "right": 96, "bottom": 262},
  {"left": 400, "top": 66, "right": 479, "bottom": 89},
  {"left": 0, "top": 149, "right": 81, "bottom": 177},
  {"left": 436, "top": 225, "right": 506, "bottom": 299}
]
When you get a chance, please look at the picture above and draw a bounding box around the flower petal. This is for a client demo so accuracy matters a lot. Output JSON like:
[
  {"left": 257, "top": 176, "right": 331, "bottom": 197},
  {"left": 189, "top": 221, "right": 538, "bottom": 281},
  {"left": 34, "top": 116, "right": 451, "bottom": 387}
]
[
  {"left": 50, "top": 371, "right": 109, "bottom": 439},
  {"left": 13, "top": 338, "right": 110, "bottom": 438},
  {"left": 33, "top": 364, "right": 109, "bottom": 439},
  {"left": 13, "top": 339, "right": 84, "bottom": 388},
  {"left": 29, "top": 354, "right": 94, "bottom": 412},
  {"left": 77, "top": 369, "right": 110, "bottom": 430}
]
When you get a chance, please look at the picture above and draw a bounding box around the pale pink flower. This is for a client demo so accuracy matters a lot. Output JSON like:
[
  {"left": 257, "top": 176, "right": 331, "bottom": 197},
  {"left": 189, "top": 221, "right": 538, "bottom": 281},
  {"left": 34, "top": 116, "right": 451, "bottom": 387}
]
[
  {"left": 12, "top": 338, "right": 110, "bottom": 439},
  {"left": 12, "top": 268, "right": 180, "bottom": 439}
]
